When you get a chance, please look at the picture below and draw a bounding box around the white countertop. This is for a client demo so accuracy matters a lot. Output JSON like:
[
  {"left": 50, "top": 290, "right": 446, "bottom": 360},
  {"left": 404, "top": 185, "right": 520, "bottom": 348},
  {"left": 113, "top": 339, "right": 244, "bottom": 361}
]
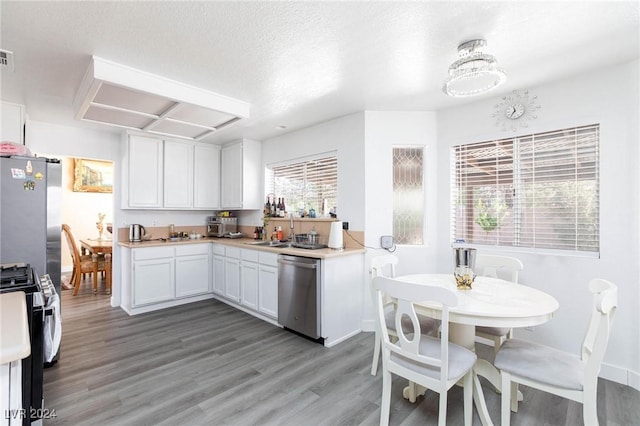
[{"left": 0, "top": 291, "right": 31, "bottom": 364}]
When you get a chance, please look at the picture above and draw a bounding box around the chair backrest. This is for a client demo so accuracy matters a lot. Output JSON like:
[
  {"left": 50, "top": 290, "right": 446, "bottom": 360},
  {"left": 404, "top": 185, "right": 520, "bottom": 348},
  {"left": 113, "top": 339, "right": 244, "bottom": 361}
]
[
  {"left": 61, "top": 224, "right": 81, "bottom": 268},
  {"left": 582, "top": 279, "right": 617, "bottom": 382},
  {"left": 370, "top": 255, "right": 399, "bottom": 308},
  {"left": 373, "top": 275, "right": 458, "bottom": 385},
  {"left": 475, "top": 255, "right": 523, "bottom": 283},
  {"left": 371, "top": 254, "right": 398, "bottom": 278}
]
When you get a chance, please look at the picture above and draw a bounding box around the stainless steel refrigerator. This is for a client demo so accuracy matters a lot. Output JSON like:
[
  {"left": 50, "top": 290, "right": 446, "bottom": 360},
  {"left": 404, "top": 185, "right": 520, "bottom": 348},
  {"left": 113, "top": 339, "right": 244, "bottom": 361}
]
[{"left": 0, "top": 155, "right": 61, "bottom": 360}]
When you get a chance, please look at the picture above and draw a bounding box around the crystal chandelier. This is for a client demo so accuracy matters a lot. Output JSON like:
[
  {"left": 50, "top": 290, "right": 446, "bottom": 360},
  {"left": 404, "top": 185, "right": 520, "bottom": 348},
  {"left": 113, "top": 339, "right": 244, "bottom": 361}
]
[{"left": 443, "top": 39, "right": 506, "bottom": 97}]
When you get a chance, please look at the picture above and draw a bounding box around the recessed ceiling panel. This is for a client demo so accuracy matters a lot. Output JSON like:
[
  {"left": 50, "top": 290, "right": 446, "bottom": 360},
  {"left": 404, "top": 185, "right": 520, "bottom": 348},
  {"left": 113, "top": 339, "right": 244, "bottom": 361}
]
[
  {"left": 150, "top": 120, "right": 208, "bottom": 139},
  {"left": 93, "top": 83, "right": 176, "bottom": 116},
  {"left": 83, "top": 106, "right": 154, "bottom": 129},
  {"left": 169, "top": 103, "right": 238, "bottom": 128},
  {"left": 74, "top": 57, "right": 250, "bottom": 141}
]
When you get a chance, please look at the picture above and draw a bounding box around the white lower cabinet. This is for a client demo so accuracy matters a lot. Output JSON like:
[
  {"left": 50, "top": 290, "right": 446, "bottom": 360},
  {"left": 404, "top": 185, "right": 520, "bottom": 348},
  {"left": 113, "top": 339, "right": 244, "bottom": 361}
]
[
  {"left": 240, "top": 261, "right": 259, "bottom": 310},
  {"left": 175, "top": 244, "right": 210, "bottom": 298},
  {"left": 212, "top": 244, "right": 226, "bottom": 296},
  {"left": 224, "top": 247, "right": 241, "bottom": 302},
  {"left": 124, "top": 244, "right": 213, "bottom": 314},
  {"left": 210, "top": 246, "right": 278, "bottom": 321},
  {"left": 258, "top": 264, "right": 278, "bottom": 318},
  {"left": 258, "top": 252, "right": 278, "bottom": 318},
  {"left": 132, "top": 247, "right": 175, "bottom": 307}
]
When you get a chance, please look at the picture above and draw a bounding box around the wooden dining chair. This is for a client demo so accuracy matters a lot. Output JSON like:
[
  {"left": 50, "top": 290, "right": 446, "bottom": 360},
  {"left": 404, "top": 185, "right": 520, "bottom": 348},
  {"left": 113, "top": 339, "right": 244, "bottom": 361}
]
[
  {"left": 474, "top": 254, "right": 524, "bottom": 353},
  {"left": 495, "top": 279, "right": 617, "bottom": 426},
  {"left": 61, "top": 224, "right": 107, "bottom": 296},
  {"left": 369, "top": 254, "right": 439, "bottom": 376},
  {"left": 373, "top": 275, "right": 477, "bottom": 426}
]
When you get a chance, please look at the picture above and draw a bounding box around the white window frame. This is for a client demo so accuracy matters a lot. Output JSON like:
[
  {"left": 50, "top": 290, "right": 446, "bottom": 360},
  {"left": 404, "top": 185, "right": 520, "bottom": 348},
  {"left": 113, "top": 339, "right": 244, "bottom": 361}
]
[
  {"left": 265, "top": 151, "right": 338, "bottom": 217},
  {"left": 451, "top": 124, "right": 600, "bottom": 257}
]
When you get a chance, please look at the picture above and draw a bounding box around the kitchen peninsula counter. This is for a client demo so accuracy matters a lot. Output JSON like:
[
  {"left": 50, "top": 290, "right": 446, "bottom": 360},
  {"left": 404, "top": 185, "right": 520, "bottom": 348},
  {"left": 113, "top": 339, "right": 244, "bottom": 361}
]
[{"left": 118, "top": 237, "right": 366, "bottom": 259}]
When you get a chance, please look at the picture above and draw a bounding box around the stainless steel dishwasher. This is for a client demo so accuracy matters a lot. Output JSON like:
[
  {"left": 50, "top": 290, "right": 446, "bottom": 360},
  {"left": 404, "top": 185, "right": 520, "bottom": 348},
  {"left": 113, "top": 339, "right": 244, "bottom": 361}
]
[{"left": 277, "top": 254, "right": 322, "bottom": 341}]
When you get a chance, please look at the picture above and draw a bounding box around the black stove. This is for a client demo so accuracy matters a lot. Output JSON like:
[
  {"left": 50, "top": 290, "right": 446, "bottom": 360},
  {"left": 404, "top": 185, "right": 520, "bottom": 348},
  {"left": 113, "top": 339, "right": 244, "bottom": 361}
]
[{"left": 0, "top": 263, "right": 38, "bottom": 290}]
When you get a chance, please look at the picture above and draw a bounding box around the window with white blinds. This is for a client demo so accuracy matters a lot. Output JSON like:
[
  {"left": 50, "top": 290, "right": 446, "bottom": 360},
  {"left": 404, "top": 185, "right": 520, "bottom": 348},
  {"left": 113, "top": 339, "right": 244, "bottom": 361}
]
[
  {"left": 265, "top": 154, "right": 338, "bottom": 217},
  {"left": 451, "top": 124, "right": 599, "bottom": 254}
]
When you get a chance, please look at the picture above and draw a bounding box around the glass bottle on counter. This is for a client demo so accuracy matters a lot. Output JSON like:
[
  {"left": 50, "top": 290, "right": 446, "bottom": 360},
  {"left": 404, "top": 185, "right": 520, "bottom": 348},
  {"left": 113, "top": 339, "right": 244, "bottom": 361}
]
[
  {"left": 280, "top": 198, "right": 286, "bottom": 217},
  {"left": 265, "top": 197, "right": 271, "bottom": 217}
]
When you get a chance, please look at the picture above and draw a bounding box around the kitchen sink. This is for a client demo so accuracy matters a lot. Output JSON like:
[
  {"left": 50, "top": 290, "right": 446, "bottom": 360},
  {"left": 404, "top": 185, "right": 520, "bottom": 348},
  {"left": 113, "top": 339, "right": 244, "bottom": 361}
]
[{"left": 245, "top": 241, "right": 291, "bottom": 248}]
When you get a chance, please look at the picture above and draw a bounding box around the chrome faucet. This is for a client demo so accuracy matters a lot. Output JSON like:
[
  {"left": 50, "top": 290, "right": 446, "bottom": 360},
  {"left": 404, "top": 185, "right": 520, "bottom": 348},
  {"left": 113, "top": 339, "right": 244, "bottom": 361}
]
[{"left": 289, "top": 213, "right": 295, "bottom": 241}]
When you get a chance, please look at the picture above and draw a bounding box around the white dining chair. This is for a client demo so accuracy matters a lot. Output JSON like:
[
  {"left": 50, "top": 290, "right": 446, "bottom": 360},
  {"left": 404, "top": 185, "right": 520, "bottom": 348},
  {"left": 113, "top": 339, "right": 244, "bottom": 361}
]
[
  {"left": 474, "top": 254, "right": 524, "bottom": 353},
  {"left": 495, "top": 278, "right": 617, "bottom": 426},
  {"left": 373, "top": 275, "right": 477, "bottom": 426},
  {"left": 369, "top": 255, "right": 439, "bottom": 376}
]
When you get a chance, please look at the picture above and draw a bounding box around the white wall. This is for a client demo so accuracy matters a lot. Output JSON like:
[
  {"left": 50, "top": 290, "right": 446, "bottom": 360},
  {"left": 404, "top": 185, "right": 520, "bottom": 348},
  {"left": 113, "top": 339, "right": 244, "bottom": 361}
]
[
  {"left": 261, "top": 112, "right": 366, "bottom": 230},
  {"left": 25, "top": 122, "right": 118, "bottom": 271},
  {"left": 361, "top": 111, "right": 439, "bottom": 330},
  {"left": 436, "top": 60, "right": 640, "bottom": 389}
]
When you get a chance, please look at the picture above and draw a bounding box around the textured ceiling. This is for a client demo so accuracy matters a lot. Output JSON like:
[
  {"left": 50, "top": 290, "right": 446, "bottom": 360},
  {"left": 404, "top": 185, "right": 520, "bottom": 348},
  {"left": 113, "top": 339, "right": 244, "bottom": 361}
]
[{"left": 1, "top": 1, "right": 638, "bottom": 144}]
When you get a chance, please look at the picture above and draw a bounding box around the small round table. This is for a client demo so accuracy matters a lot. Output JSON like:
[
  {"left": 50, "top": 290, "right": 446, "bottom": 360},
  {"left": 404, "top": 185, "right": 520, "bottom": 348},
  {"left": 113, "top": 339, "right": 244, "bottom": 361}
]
[{"left": 396, "top": 274, "right": 559, "bottom": 426}]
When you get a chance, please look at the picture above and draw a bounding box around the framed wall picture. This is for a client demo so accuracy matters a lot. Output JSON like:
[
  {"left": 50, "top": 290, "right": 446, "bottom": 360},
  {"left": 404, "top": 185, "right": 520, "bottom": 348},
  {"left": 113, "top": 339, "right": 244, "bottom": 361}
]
[{"left": 73, "top": 158, "right": 113, "bottom": 193}]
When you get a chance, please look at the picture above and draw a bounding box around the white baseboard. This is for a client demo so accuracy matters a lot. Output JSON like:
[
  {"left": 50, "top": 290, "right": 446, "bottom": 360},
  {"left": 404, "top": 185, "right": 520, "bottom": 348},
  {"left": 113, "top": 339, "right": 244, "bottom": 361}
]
[{"left": 361, "top": 319, "right": 376, "bottom": 333}]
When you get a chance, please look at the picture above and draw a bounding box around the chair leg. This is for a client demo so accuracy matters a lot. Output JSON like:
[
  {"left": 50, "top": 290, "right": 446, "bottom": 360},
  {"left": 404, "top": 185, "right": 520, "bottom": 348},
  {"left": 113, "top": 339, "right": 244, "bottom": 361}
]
[
  {"left": 583, "top": 382, "right": 599, "bottom": 426},
  {"left": 380, "top": 369, "right": 392, "bottom": 426},
  {"left": 71, "top": 269, "right": 82, "bottom": 296},
  {"left": 438, "top": 388, "right": 448, "bottom": 426},
  {"left": 501, "top": 371, "right": 512, "bottom": 426},
  {"left": 371, "top": 331, "right": 381, "bottom": 376},
  {"left": 463, "top": 372, "right": 473, "bottom": 426}
]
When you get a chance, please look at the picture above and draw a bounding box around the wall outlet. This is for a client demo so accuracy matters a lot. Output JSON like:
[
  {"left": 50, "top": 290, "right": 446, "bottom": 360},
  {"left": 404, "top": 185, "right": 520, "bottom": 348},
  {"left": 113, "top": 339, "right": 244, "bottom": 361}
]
[
  {"left": 380, "top": 235, "right": 394, "bottom": 249},
  {"left": 342, "top": 222, "right": 349, "bottom": 230}
]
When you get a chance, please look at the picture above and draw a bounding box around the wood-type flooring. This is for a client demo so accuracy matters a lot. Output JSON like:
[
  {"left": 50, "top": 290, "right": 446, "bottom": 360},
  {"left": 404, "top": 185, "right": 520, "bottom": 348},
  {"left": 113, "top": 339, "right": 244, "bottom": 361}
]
[{"left": 44, "top": 276, "right": 639, "bottom": 425}]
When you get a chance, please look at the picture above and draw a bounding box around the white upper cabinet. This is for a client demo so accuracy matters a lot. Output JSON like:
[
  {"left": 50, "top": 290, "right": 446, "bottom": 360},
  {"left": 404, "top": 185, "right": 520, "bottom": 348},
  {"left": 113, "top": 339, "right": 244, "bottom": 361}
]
[
  {"left": 1, "top": 101, "right": 25, "bottom": 145},
  {"left": 193, "top": 144, "right": 221, "bottom": 209},
  {"left": 126, "top": 134, "right": 164, "bottom": 208},
  {"left": 123, "top": 133, "right": 222, "bottom": 210},
  {"left": 164, "top": 140, "right": 194, "bottom": 208},
  {"left": 220, "top": 139, "right": 261, "bottom": 210}
]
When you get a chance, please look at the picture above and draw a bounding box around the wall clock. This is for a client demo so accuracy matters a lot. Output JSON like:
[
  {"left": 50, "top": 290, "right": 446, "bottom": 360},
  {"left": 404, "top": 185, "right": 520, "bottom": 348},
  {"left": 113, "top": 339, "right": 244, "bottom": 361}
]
[{"left": 492, "top": 89, "right": 540, "bottom": 132}]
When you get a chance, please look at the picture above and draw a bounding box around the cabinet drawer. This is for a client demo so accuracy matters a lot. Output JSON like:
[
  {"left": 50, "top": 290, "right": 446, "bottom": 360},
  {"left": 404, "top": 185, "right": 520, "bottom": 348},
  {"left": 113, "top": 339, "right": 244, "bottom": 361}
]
[
  {"left": 225, "top": 246, "right": 241, "bottom": 259},
  {"left": 259, "top": 252, "right": 278, "bottom": 267},
  {"left": 212, "top": 244, "right": 225, "bottom": 256},
  {"left": 132, "top": 246, "right": 174, "bottom": 261},
  {"left": 175, "top": 243, "right": 210, "bottom": 256},
  {"left": 241, "top": 248, "right": 259, "bottom": 263}
]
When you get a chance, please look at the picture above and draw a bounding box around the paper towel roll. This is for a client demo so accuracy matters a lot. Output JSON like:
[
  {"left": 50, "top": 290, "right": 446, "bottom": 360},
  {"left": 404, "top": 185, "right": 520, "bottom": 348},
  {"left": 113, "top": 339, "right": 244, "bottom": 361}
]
[{"left": 328, "top": 221, "right": 344, "bottom": 250}]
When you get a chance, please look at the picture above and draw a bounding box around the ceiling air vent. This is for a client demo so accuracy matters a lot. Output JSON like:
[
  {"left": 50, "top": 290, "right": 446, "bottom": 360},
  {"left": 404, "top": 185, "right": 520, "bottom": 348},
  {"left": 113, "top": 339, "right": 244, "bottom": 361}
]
[
  {"left": 73, "top": 57, "right": 250, "bottom": 141},
  {"left": 0, "top": 49, "right": 15, "bottom": 72}
]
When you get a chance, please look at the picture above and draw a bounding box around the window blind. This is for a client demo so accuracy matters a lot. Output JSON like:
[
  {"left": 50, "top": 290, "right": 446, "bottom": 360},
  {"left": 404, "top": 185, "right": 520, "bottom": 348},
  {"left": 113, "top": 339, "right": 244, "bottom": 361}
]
[
  {"left": 451, "top": 124, "right": 599, "bottom": 253},
  {"left": 266, "top": 155, "right": 338, "bottom": 216}
]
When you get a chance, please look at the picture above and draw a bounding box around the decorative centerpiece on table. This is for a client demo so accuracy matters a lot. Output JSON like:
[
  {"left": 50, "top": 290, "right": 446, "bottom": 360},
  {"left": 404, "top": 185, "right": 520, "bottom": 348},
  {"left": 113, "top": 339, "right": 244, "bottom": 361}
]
[
  {"left": 96, "top": 212, "right": 106, "bottom": 240},
  {"left": 453, "top": 247, "right": 477, "bottom": 290}
]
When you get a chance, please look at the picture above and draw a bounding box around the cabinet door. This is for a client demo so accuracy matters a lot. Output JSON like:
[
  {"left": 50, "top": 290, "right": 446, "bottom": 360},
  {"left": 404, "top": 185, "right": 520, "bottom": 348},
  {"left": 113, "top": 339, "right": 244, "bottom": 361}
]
[
  {"left": 1, "top": 101, "right": 25, "bottom": 145},
  {"left": 258, "top": 264, "right": 278, "bottom": 318},
  {"left": 240, "top": 261, "right": 259, "bottom": 310},
  {"left": 164, "top": 140, "right": 194, "bottom": 208},
  {"left": 194, "top": 144, "right": 221, "bottom": 209},
  {"left": 220, "top": 142, "right": 243, "bottom": 208},
  {"left": 224, "top": 257, "right": 241, "bottom": 302},
  {"left": 132, "top": 258, "right": 174, "bottom": 306},
  {"left": 212, "top": 254, "right": 225, "bottom": 295},
  {"left": 127, "top": 135, "right": 163, "bottom": 208},
  {"left": 175, "top": 254, "right": 210, "bottom": 298}
]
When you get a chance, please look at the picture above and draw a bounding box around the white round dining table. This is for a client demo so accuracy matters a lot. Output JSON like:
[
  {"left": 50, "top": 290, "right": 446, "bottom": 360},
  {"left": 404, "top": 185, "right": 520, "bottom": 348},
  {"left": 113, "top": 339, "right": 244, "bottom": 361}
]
[{"left": 396, "top": 274, "right": 560, "bottom": 426}]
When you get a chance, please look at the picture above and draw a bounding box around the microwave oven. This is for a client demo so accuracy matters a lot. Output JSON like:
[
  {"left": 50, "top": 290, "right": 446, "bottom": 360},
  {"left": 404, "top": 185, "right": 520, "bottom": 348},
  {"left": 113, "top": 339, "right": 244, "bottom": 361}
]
[{"left": 207, "top": 217, "right": 237, "bottom": 237}]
